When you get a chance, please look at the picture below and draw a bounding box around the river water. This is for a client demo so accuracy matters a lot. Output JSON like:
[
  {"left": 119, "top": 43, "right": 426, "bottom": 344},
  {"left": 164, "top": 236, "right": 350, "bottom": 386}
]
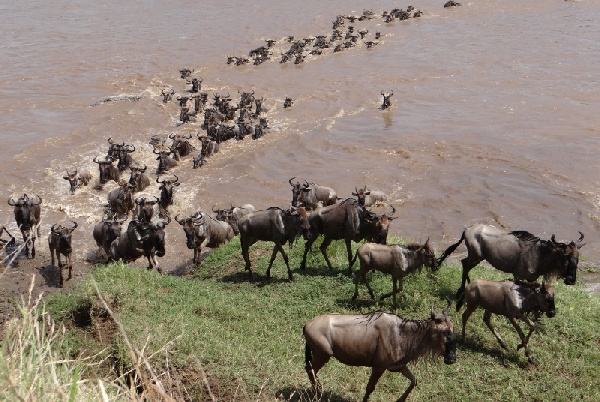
[{"left": 1, "top": 0, "right": 599, "bottom": 266}]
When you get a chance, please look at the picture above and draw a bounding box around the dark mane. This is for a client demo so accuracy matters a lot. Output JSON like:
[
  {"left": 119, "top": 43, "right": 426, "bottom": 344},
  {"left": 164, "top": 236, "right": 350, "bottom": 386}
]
[{"left": 510, "top": 231, "right": 540, "bottom": 243}]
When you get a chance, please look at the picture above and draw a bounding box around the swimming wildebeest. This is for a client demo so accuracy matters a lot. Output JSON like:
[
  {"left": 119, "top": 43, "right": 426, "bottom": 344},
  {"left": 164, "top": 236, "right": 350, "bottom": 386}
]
[
  {"left": 128, "top": 165, "right": 150, "bottom": 192},
  {"left": 381, "top": 90, "right": 393, "bottom": 109},
  {"left": 303, "top": 303, "right": 456, "bottom": 401},
  {"left": 352, "top": 185, "right": 388, "bottom": 207},
  {"left": 48, "top": 221, "right": 78, "bottom": 287},
  {"left": 352, "top": 239, "right": 438, "bottom": 309},
  {"left": 63, "top": 168, "right": 92, "bottom": 194},
  {"left": 93, "top": 156, "right": 121, "bottom": 184},
  {"left": 461, "top": 279, "right": 555, "bottom": 363},
  {"left": 283, "top": 97, "right": 293, "bottom": 108},
  {"left": 437, "top": 223, "right": 584, "bottom": 310},
  {"left": 107, "top": 181, "right": 134, "bottom": 218},
  {"left": 156, "top": 175, "right": 180, "bottom": 218},
  {"left": 238, "top": 207, "right": 310, "bottom": 280},
  {"left": 8, "top": 194, "right": 42, "bottom": 258},
  {"left": 92, "top": 217, "right": 125, "bottom": 261},
  {"left": 299, "top": 199, "right": 395, "bottom": 273},
  {"left": 153, "top": 148, "right": 178, "bottom": 174}
]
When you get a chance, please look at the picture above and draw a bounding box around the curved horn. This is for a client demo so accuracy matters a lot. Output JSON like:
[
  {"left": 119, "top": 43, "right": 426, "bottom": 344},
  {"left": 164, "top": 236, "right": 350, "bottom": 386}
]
[
  {"left": 289, "top": 177, "right": 296, "bottom": 186},
  {"left": 7, "top": 197, "right": 16, "bottom": 206},
  {"left": 127, "top": 144, "right": 135, "bottom": 152},
  {"left": 442, "top": 299, "right": 451, "bottom": 316},
  {"left": 71, "top": 221, "right": 78, "bottom": 230},
  {"left": 175, "top": 214, "right": 184, "bottom": 225},
  {"left": 156, "top": 176, "right": 163, "bottom": 184},
  {"left": 108, "top": 137, "right": 114, "bottom": 144},
  {"left": 387, "top": 205, "right": 396, "bottom": 216},
  {"left": 212, "top": 205, "right": 218, "bottom": 213},
  {"left": 577, "top": 231, "right": 585, "bottom": 243},
  {"left": 430, "top": 304, "right": 435, "bottom": 320},
  {"left": 141, "top": 164, "right": 147, "bottom": 172},
  {"left": 169, "top": 133, "right": 176, "bottom": 139},
  {"left": 172, "top": 174, "right": 179, "bottom": 183},
  {"left": 381, "top": 90, "right": 384, "bottom": 96},
  {"left": 93, "top": 157, "right": 100, "bottom": 163},
  {"left": 184, "top": 133, "right": 192, "bottom": 139},
  {"left": 33, "top": 195, "right": 42, "bottom": 205},
  {"left": 153, "top": 148, "right": 160, "bottom": 155},
  {"left": 51, "top": 224, "right": 60, "bottom": 233},
  {"left": 163, "top": 215, "right": 171, "bottom": 226}
]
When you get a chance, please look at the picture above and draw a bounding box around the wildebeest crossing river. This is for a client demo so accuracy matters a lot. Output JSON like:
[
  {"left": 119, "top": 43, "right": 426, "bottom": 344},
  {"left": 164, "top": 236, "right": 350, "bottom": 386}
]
[{"left": 1, "top": 0, "right": 599, "bottom": 281}]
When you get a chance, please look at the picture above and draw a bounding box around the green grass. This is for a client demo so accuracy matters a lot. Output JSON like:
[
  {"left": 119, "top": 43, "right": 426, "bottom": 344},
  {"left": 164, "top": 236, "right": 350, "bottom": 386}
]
[{"left": 31, "top": 236, "right": 600, "bottom": 400}]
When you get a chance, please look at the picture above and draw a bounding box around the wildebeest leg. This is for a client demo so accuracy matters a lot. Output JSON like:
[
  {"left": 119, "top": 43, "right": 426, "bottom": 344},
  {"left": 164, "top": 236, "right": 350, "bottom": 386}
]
[
  {"left": 461, "top": 303, "right": 478, "bottom": 342},
  {"left": 67, "top": 253, "right": 72, "bottom": 280},
  {"left": 456, "top": 257, "right": 480, "bottom": 310},
  {"left": 396, "top": 366, "right": 417, "bottom": 402},
  {"left": 483, "top": 311, "right": 507, "bottom": 349},
  {"left": 57, "top": 252, "right": 64, "bottom": 288},
  {"left": 319, "top": 237, "right": 335, "bottom": 270},
  {"left": 267, "top": 242, "right": 293, "bottom": 280},
  {"left": 300, "top": 235, "right": 317, "bottom": 270},
  {"left": 352, "top": 266, "right": 375, "bottom": 301},
  {"left": 363, "top": 367, "right": 385, "bottom": 402},
  {"left": 305, "top": 342, "right": 330, "bottom": 399},
  {"left": 241, "top": 236, "right": 254, "bottom": 278},
  {"left": 381, "top": 277, "right": 403, "bottom": 310},
  {"left": 511, "top": 317, "right": 536, "bottom": 362},
  {"left": 344, "top": 238, "right": 354, "bottom": 272}
]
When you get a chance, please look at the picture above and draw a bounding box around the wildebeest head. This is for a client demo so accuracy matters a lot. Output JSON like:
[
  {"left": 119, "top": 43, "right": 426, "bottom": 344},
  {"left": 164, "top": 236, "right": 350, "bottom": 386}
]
[
  {"left": 50, "top": 221, "right": 78, "bottom": 254},
  {"left": 8, "top": 194, "right": 42, "bottom": 232},
  {"left": 352, "top": 186, "right": 369, "bottom": 206},
  {"left": 153, "top": 148, "right": 177, "bottom": 173},
  {"left": 128, "top": 165, "right": 148, "bottom": 192},
  {"left": 413, "top": 238, "right": 438, "bottom": 272},
  {"left": 283, "top": 207, "right": 311, "bottom": 243},
  {"left": 151, "top": 215, "right": 170, "bottom": 257},
  {"left": 550, "top": 232, "right": 584, "bottom": 285},
  {"left": 430, "top": 301, "right": 456, "bottom": 365},
  {"left": 176, "top": 213, "right": 204, "bottom": 249},
  {"left": 63, "top": 169, "right": 79, "bottom": 194},
  {"left": 381, "top": 90, "right": 393, "bottom": 109}
]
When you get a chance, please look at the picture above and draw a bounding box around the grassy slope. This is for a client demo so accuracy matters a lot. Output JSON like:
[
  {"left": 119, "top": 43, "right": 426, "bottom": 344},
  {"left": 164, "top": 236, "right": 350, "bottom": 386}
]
[{"left": 47, "top": 236, "right": 600, "bottom": 401}]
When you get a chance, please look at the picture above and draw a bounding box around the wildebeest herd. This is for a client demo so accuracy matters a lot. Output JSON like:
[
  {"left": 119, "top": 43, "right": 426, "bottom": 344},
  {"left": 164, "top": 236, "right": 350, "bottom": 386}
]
[{"left": 2, "top": 4, "right": 590, "bottom": 400}]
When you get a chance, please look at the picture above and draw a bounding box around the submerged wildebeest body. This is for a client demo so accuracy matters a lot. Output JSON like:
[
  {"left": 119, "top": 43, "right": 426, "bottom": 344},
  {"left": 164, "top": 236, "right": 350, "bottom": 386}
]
[
  {"left": 300, "top": 198, "right": 395, "bottom": 273},
  {"left": 238, "top": 207, "right": 310, "bottom": 280},
  {"left": 303, "top": 304, "right": 456, "bottom": 402},
  {"left": 63, "top": 168, "right": 92, "bottom": 194},
  {"left": 352, "top": 186, "right": 388, "bottom": 207},
  {"left": 153, "top": 149, "right": 178, "bottom": 174},
  {"left": 353, "top": 240, "right": 438, "bottom": 309},
  {"left": 462, "top": 279, "right": 555, "bottom": 363},
  {"left": 381, "top": 90, "right": 393, "bottom": 109},
  {"left": 48, "top": 221, "right": 78, "bottom": 287},
  {"left": 169, "top": 133, "right": 194, "bottom": 160},
  {"left": 110, "top": 217, "right": 170, "bottom": 272},
  {"left": 92, "top": 218, "right": 124, "bottom": 261},
  {"left": 8, "top": 194, "right": 42, "bottom": 259},
  {"left": 437, "top": 223, "right": 584, "bottom": 309}
]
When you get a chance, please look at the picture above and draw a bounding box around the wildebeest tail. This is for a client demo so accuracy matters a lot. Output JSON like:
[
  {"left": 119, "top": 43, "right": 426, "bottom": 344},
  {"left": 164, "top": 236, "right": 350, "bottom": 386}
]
[
  {"left": 436, "top": 230, "right": 466, "bottom": 266},
  {"left": 303, "top": 328, "right": 313, "bottom": 367}
]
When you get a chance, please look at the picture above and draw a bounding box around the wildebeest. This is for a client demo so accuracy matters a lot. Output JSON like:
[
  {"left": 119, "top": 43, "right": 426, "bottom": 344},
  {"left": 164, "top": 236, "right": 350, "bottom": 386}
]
[
  {"left": 8, "top": 194, "right": 42, "bottom": 258},
  {"left": 107, "top": 138, "right": 136, "bottom": 171},
  {"left": 352, "top": 186, "right": 388, "bottom": 207},
  {"left": 299, "top": 199, "right": 395, "bottom": 272},
  {"left": 180, "top": 68, "right": 193, "bottom": 79},
  {"left": 161, "top": 88, "right": 174, "bottom": 103},
  {"left": 63, "top": 168, "right": 92, "bottom": 194},
  {"left": 93, "top": 156, "right": 121, "bottom": 185},
  {"left": 134, "top": 196, "right": 158, "bottom": 223},
  {"left": 461, "top": 279, "right": 555, "bottom": 363},
  {"left": 437, "top": 224, "right": 584, "bottom": 309},
  {"left": 213, "top": 203, "right": 256, "bottom": 235},
  {"left": 107, "top": 181, "right": 134, "bottom": 218},
  {"left": 169, "top": 133, "right": 194, "bottom": 160},
  {"left": 153, "top": 148, "right": 178, "bottom": 174},
  {"left": 381, "top": 90, "right": 393, "bottom": 109},
  {"left": 352, "top": 240, "right": 438, "bottom": 309},
  {"left": 238, "top": 207, "right": 310, "bottom": 280},
  {"left": 297, "top": 181, "right": 337, "bottom": 210},
  {"left": 110, "top": 217, "right": 170, "bottom": 272},
  {"left": 156, "top": 175, "right": 180, "bottom": 218},
  {"left": 187, "top": 77, "right": 202, "bottom": 93},
  {"left": 175, "top": 213, "right": 204, "bottom": 265},
  {"left": 195, "top": 212, "right": 236, "bottom": 248},
  {"left": 303, "top": 303, "right": 456, "bottom": 402},
  {"left": 48, "top": 221, "right": 77, "bottom": 287},
  {"left": 92, "top": 217, "right": 124, "bottom": 261},
  {"left": 283, "top": 97, "right": 293, "bottom": 108},
  {"left": 444, "top": 1, "right": 461, "bottom": 7},
  {"left": 128, "top": 165, "right": 150, "bottom": 193}
]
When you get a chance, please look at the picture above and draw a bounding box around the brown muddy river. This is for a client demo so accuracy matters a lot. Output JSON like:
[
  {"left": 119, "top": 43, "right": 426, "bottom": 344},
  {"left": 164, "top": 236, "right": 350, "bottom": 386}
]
[{"left": 1, "top": 0, "right": 599, "bottom": 272}]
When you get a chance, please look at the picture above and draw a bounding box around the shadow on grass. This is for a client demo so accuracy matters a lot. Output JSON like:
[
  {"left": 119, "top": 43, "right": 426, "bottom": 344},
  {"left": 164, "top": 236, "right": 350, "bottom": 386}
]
[
  {"left": 460, "top": 336, "right": 527, "bottom": 368},
  {"left": 277, "top": 385, "right": 353, "bottom": 402}
]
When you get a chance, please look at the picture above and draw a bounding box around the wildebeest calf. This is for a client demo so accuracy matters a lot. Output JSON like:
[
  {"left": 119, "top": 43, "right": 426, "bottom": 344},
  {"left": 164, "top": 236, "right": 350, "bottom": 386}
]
[
  {"left": 461, "top": 279, "right": 555, "bottom": 363},
  {"left": 48, "top": 221, "right": 78, "bottom": 287}
]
